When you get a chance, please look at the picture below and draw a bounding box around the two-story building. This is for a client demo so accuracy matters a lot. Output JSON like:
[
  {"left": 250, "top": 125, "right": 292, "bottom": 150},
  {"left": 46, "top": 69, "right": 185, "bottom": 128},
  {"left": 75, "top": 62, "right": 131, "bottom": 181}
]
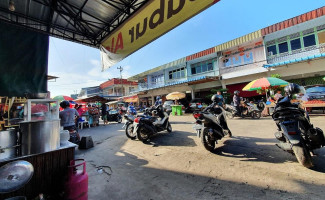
[
  {"left": 263, "top": 8, "right": 325, "bottom": 86},
  {"left": 128, "top": 6, "right": 325, "bottom": 105},
  {"left": 100, "top": 78, "right": 138, "bottom": 98}
]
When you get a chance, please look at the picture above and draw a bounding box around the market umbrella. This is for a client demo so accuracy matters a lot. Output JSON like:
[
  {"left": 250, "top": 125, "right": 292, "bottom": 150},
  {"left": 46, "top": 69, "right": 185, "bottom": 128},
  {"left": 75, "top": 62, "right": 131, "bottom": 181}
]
[
  {"left": 242, "top": 77, "right": 289, "bottom": 91},
  {"left": 166, "top": 92, "right": 186, "bottom": 100},
  {"left": 31, "top": 104, "right": 48, "bottom": 113},
  {"left": 52, "top": 95, "right": 74, "bottom": 101}
]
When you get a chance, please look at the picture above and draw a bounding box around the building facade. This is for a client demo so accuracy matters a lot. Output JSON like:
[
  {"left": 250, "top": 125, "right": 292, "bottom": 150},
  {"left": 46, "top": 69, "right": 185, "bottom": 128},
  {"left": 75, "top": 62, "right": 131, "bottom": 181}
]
[{"left": 128, "top": 6, "right": 325, "bottom": 104}]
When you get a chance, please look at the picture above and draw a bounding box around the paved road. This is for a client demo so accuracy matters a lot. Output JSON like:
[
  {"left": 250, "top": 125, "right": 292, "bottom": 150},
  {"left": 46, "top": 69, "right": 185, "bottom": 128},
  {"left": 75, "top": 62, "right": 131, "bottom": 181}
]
[{"left": 75, "top": 114, "right": 325, "bottom": 200}]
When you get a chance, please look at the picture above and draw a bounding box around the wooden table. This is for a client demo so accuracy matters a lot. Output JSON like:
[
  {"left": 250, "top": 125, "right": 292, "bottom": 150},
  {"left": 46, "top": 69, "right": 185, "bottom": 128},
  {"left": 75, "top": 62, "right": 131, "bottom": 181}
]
[{"left": 302, "top": 103, "right": 325, "bottom": 113}]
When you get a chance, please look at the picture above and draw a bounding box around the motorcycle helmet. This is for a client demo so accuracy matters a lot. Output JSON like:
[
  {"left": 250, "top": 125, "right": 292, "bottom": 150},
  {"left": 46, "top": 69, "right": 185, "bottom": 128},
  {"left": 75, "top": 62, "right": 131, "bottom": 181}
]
[
  {"left": 60, "top": 100, "right": 70, "bottom": 108},
  {"left": 234, "top": 90, "right": 240, "bottom": 95},
  {"left": 211, "top": 94, "right": 223, "bottom": 103},
  {"left": 129, "top": 102, "right": 133, "bottom": 106},
  {"left": 284, "top": 83, "right": 305, "bottom": 95}
]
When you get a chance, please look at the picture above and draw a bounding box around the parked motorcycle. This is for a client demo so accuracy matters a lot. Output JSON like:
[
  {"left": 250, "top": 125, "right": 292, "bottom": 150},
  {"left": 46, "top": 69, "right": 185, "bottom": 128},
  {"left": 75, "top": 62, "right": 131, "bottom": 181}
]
[
  {"left": 193, "top": 95, "right": 232, "bottom": 152},
  {"left": 107, "top": 109, "right": 122, "bottom": 123},
  {"left": 123, "top": 114, "right": 136, "bottom": 140},
  {"left": 133, "top": 105, "right": 172, "bottom": 142},
  {"left": 224, "top": 102, "right": 262, "bottom": 119},
  {"left": 272, "top": 83, "right": 325, "bottom": 168}
]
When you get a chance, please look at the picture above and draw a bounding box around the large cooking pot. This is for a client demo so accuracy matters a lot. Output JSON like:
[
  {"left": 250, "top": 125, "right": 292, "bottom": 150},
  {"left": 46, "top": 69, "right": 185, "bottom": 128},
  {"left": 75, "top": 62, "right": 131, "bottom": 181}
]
[
  {"left": 0, "top": 129, "right": 18, "bottom": 160},
  {"left": 19, "top": 120, "right": 60, "bottom": 155}
]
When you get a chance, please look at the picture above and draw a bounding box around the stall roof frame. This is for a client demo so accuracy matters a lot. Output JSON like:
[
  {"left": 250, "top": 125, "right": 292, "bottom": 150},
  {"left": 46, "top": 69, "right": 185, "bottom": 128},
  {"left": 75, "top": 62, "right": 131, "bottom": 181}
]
[{"left": 0, "top": 0, "right": 149, "bottom": 48}]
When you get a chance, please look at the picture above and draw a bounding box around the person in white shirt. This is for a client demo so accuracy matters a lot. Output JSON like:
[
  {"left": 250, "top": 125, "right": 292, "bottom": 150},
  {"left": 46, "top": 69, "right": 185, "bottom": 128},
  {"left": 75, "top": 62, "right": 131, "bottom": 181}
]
[{"left": 273, "top": 90, "right": 283, "bottom": 101}]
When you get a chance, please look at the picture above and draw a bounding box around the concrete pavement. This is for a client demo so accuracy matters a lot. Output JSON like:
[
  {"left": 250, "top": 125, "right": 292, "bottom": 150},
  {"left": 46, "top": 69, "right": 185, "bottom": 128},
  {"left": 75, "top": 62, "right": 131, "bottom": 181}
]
[{"left": 75, "top": 114, "right": 325, "bottom": 200}]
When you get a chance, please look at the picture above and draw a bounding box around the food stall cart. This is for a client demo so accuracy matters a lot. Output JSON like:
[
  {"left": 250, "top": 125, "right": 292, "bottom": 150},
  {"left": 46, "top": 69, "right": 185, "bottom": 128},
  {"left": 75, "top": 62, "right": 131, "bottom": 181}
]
[{"left": 0, "top": 98, "right": 76, "bottom": 199}]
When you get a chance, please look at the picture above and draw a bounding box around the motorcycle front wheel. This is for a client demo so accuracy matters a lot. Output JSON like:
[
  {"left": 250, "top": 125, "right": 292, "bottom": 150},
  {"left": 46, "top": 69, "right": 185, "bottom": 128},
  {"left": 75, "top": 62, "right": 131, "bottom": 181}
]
[
  {"left": 117, "top": 117, "right": 122, "bottom": 123},
  {"left": 167, "top": 122, "right": 172, "bottom": 133},
  {"left": 125, "top": 123, "right": 136, "bottom": 140},
  {"left": 201, "top": 128, "right": 216, "bottom": 152},
  {"left": 137, "top": 126, "right": 150, "bottom": 142},
  {"left": 292, "top": 141, "right": 313, "bottom": 168},
  {"left": 251, "top": 111, "right": 261, "bottom": 119}
]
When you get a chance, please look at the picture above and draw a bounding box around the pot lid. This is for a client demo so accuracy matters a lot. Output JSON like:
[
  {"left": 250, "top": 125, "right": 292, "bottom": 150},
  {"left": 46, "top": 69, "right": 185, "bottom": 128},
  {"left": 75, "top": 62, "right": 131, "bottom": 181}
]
[{"left": 0, "top": 160, "right": 34, "bottom": 193}]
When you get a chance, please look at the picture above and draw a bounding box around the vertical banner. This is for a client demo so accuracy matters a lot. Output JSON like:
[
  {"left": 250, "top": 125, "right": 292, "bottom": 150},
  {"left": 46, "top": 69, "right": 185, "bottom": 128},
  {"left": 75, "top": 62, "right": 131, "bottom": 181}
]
[{"left": 101, "top": 0, "right": 220, "bottom": 71}]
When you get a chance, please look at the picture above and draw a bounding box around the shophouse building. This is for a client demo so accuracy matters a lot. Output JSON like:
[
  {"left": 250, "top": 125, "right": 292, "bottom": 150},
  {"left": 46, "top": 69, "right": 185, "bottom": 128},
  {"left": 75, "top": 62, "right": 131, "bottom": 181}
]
[
  {"left": 262, "top": 8, "right": 325, "bottom": 86},
  {"left": 128, "top": 6, "right": 325, "bottom": 104},
  {"left": 78, "top": 86, "right": 103, "bottom": 98}
]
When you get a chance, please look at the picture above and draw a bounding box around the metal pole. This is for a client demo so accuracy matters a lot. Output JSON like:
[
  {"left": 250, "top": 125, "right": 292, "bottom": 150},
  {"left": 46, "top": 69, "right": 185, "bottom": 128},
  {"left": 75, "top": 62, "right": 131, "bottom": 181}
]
[{"left": 117, "top": 66, "right": 123, "bottom": 96}]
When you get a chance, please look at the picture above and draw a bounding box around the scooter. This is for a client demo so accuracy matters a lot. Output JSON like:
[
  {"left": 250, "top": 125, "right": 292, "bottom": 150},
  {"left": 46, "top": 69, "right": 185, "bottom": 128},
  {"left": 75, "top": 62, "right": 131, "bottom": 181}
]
[
  {"left": 272, "top": 84, "right": 325, "bottom": 168},
  {"left": 224, "top": 102, "right": 261, "bottom": 119},
  {"left": 123, "top": 114, "right": 136, "bottom": 140},
  {"left": 193, "top": 102, "right": 232, "bottom": 152},
  {"left": 133, "top": 105, "right": 172, "bottom": 142}
]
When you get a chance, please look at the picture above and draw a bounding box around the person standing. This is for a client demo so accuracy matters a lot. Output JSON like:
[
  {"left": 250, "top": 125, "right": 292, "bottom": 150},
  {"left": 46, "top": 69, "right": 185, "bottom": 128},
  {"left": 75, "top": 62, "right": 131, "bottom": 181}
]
[
  {"left": 59, "top": 100, "right": 79, "bottom": 130},
  {"left": 88, "top": 104, "right": 99, "bottom": 126},
  {"left": 233, "top": 90, "right": 241, "bottom": 116},
  {"left": 273, "top": 90, "right": 283, "bottom": 102},
  {"left": 101, "top": 102, "right": 108, "bottom": 125},
  {"left": 216, "top": 91, "right": 224, "bottom": 106}
]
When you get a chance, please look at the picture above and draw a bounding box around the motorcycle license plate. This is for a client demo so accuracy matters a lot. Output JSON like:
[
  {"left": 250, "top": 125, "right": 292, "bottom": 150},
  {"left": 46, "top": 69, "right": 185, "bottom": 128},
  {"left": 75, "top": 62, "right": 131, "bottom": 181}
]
[{"left": 193, "top": 124, "right": 203, "bottom": 130}]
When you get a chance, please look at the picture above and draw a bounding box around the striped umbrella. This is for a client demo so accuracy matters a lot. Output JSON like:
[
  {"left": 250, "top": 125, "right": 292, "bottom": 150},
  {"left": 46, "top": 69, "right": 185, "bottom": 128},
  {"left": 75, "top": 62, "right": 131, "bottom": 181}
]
[{"left": 243, "top": 77, "right": 288, "bottom": 91}]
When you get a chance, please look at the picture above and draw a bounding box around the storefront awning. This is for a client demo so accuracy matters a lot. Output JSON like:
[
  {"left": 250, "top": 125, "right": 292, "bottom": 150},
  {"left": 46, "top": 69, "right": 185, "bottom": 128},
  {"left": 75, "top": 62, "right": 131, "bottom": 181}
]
[
  {"left": 263, "top": 53, "right": 325, "bottom": 68},
  {"left": 124, "top": 95, "right": 138, "bottom": 103}
]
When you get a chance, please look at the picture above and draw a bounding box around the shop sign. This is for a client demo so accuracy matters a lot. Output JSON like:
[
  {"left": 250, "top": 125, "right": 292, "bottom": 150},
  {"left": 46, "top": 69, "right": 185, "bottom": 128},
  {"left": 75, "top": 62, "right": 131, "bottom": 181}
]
[{"left": 101, "top": 0, "right": 220, "bottom": 70}]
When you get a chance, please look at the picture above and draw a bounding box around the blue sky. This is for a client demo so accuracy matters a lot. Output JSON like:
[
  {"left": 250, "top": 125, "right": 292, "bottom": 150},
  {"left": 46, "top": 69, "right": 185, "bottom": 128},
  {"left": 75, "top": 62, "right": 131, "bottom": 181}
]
[{"left": 48, "top": 0, "right": 325, "bottom": 97}]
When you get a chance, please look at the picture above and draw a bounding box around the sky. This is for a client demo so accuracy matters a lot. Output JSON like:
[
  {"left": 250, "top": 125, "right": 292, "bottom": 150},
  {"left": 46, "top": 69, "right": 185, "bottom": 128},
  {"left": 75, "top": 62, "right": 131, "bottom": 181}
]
[{"left": 47, "top": 0, "right": 325, "bottom": 97}]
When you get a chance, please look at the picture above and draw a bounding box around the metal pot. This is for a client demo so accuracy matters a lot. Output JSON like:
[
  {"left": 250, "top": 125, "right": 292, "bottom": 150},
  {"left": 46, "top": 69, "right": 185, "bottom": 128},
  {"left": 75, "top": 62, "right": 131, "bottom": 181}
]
[
  {"left": 19, "top": 120, "right": 60, "bottom": 155},
  {"left": 0, "top": 129, "right": 18, "bottom": 160}
]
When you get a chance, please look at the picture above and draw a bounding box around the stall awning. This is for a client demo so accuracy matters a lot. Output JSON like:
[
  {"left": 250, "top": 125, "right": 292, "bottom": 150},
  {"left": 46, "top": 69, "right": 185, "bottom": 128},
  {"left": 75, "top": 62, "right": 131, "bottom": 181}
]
[
  {"left": 75, "top": 95, "right": 108, "bottom": 103},
  {"left": 124, "top": 95, "right": 138, "bottom": 103},
  {"left": 106, "top": 101, "right": 118, "bottom": 105}
]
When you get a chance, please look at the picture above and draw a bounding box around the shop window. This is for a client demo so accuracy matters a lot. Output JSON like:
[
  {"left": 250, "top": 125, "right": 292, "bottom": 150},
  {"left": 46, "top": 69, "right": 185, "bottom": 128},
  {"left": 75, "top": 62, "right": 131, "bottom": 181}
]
[
  {"left": 278, "top": 42, "right": 288, "bottom": 53},
  {"left": 176, "top": 69, "right": 181, "bottom": 78},
  {"left": 202, "top": 63, "right": 207, "bottom": 72},
  {"left": 169, "top": 68, "right": 185, "bottom": 79},
  {"left": 191, "top": 67, "right": 196, "bottom": 75},
  {"left": 290, "top": 38, "right": 301, "bottom": 51},
  {"left": 181, "top": 70, "right": 185, "bottom": 77},
  {"left": 207, "top": 62, "right": 213, "bottom": 70},
  {"left": 303, "top": 34, "right": 316, "bottom": 47},
  {"left": 318, "top": 31, "right": 325, "bottom": 44},
  {"left": 196, "top": 65, "right": 201, "bottom": 73},
  {"left": 267, "top": 45, "right": 277, "bottom": 56}
]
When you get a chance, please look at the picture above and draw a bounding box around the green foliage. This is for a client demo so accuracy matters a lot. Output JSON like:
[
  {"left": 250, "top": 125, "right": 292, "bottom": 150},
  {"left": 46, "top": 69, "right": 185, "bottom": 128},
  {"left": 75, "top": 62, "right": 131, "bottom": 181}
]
[{"left": 271, "top": 74, "right": 281, "bottom": 78}]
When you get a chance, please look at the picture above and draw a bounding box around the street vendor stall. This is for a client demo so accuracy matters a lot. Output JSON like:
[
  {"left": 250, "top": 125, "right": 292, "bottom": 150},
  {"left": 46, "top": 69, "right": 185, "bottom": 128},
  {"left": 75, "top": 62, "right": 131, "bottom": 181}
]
[
  {"left": 0, "top": 21, "right": 77, "bottom": 199},
  {"left": 302, "top": 100, "right": 325, "bottom": 113}
]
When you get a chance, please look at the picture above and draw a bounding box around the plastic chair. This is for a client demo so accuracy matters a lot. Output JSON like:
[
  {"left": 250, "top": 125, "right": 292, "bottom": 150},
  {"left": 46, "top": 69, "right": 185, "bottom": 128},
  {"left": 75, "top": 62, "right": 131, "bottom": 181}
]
[{"left": 78, "top": 116, "right": 90, "bottom": 129}]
